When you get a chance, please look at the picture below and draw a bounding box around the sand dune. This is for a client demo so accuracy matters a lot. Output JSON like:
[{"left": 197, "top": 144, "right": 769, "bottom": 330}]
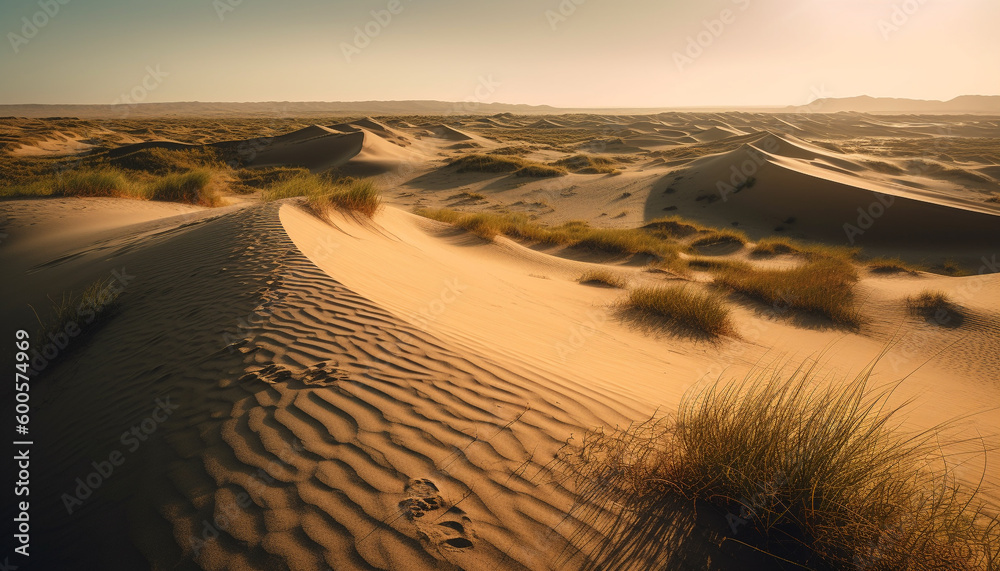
[{"left": 3, "top": 111, "right": 999, "bottom": 569}]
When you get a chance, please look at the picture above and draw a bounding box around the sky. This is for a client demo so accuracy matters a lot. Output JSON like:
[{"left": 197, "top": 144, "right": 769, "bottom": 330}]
[{"left": 1, "top": 0, "right": 998, "bottom": 108}]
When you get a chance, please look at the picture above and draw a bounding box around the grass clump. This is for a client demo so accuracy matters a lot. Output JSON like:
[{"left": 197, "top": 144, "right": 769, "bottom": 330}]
[
  {"left": 147, "top": 169, "right": 220, "bottom": 206},
  {"left": 103, "top": 146, "right": 226, "bottom": 174},
  {"left": 620, "top": 285, "right": 734, "bottom": 337},
  {"left": 30, "top": 277, "right": 123, "bottom": 373},
  {"left": 415, "top": 208, "right": 683, "bottom": 259},
  {"left": 866, "top": 256, "right": 921, "bottom": 274},
  {"left": 689, "top": 228, "right": 748, "bottom": 248},
  {"left": 553, "top": 154, "right": 620, "bottom": 174},
  {"left": 906, "top": 290, "right": 964, "bottom": 327},
  {"left": 567, "top": 359, "right": 999, "bottom": 569},
  {"left": 579, "top": 269, "right": 629, "bottom": 288},
  {"left": 53, "top": 168, "right": 137, "bottom": 198},
  {"left": 450, "top": 153, "right": 567, "bottom": 177},
  {"left": 264, "top": 173, "right": 381, "bottom": 217},
  {"left": 751, "top": 236, "right": 860, "bottom": 260},
  {"left": 713, "top": 257, "right": 862, "bottom": 325},
  {"left": 308, "top": 178, "right": 381, "bottom": 217}
]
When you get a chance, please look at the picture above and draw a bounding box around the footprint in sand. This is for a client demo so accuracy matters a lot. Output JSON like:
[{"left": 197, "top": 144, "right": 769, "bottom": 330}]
[{"left": 399, "top": 478, "right": 475, "bottom": 551}]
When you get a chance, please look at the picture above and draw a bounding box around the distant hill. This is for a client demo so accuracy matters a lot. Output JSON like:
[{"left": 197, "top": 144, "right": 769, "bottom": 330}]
[
  {"left": 786, "top": 95, "right": 1000, "bottom": 115},
  {"left": 1, "top": 96, "right": 997, "bottom": 119},
  {"left": 0, "top": 100, "right": 563, "bottom": 119}
]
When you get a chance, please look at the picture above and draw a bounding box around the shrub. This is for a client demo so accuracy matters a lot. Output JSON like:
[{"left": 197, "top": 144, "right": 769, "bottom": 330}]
[
  {"left": 565, "top": 360, "right": 1000, "bottom": 569},
  {"left": 579, "top": 269, "right": 628, "bottom": 288},
  {"left": 713, "top": 258, "right": 862, "bottom": 325},
  {"left": 620, "top": 285, "right": 734, "bottom": 336}
]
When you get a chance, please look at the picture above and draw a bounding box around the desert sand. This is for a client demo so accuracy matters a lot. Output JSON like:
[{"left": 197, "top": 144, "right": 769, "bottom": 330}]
[{"left": 2, "top": 110, "right": 999, "bottom": 570}]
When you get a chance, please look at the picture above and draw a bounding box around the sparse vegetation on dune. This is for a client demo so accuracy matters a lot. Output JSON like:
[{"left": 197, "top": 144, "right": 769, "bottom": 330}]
[
  {"left": 231, "top": 166, "right": 310, "bottom": 194},
  {"left": 415, "top": 208, "right": 685, "bottom": 260},
  {"left": 684, "top": 257, "right": 751, "bottom": 273},
  {"left": 578, "top": 269, "right": 629, "bottom": 288},
  {"left": 619, "top": 285, "right": 734, "bottom": 337},
  {"left": 567, "top": 359, "right": 1000, "bottom": 569},
  {"left": 309, "top": 178, "right": 381, "bottom": 217},
  {"left": 866, "top": 256, "right": 921, "bottom": 274},
  {"left": 449, "top": 153, "right": 566, "bottom": 177},
  {"left": 751, "top": 236, "right": 860, "bottom": 260},
  {"left": 51, "top": 168, "right": 141, "bottom": 198},
  {"left": 147, "top": 169, "right": 221, "bottom": 207},
  {"left": 552, "top": 154, "right": 621, "bottom": 174},
  {"left": 15, "top": 168, "right": 132, "bottom": 200},
  {"left": 0, "top": 146, "right": 235, "bottom": 206},
  {"left": 906, "top": 290, "right": 964, "bottom": 327},
  {"left": 32, "top": 277, "right": 123, "bottom": 364},
  {"left": 104, "top": 146, "right": 227, "bottom": 174},
  {"left": 689, "top": 228, "right": 748, "bottom": 248},
  {"left": 907, "top": 290, "right": 951, "bottom": 314},
  {"left": 264, "top": 173, "right": 382, "bottom": 217},
  {"left": 712, "top": 257, "right": 862, "bottom": 325}
]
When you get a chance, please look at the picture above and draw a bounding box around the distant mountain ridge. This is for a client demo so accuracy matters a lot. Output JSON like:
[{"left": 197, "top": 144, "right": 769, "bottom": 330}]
[
  {"left": 787, "top": 95, "right": 1000, "bottom": 115},
  {"left": 1, "top": 96, "right": 998, "bottom": 118}
]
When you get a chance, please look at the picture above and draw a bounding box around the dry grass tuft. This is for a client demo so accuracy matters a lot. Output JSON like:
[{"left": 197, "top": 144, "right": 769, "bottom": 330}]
[
  {"left": 264, "top": 173, "right": 381, "bottom": 217},
  {"left": 906, "top": 290, "right": 964, "bottom": 327},
  {"left": 689, "top": 228, "right": 748, "bottom": 248},
  {"left": 751, "top": 236, "right": 860, "bottom": 260},
  {"left": 579, "top": 269, "right": 629, "bottom": 288},
  {"left": 712, "top": 257, "right": 862, "bottom": 325},
  {"left": 620, "top": 285, "right": 734, "bottom": 337},
  {"left": 564, "top": 359, "right": 1000, "bottom": 569},
  {"left": 450, "top": 153, "right": 566, "bottom": 177},
  {"left": 415, "top": 208, "right": 684, "bottom": 260},
  {"left": 147, "top": 169, "right": 221, "bottom": 206},
  {"left": 866, "top": 256, "right": 921, "bottom": 274},
  {"left": 553, "top": 154, "right": 621, "bottom": 174}
]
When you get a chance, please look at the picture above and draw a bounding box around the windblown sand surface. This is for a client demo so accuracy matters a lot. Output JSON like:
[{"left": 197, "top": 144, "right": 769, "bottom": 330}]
[{"left": 1, "top": 112, "right": 998, "bottom": 569}]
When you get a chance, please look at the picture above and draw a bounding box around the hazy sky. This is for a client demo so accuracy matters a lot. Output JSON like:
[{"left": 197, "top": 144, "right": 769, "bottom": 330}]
[{"left": 1, "top": 0, "right": 998, "bottom": 107}]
